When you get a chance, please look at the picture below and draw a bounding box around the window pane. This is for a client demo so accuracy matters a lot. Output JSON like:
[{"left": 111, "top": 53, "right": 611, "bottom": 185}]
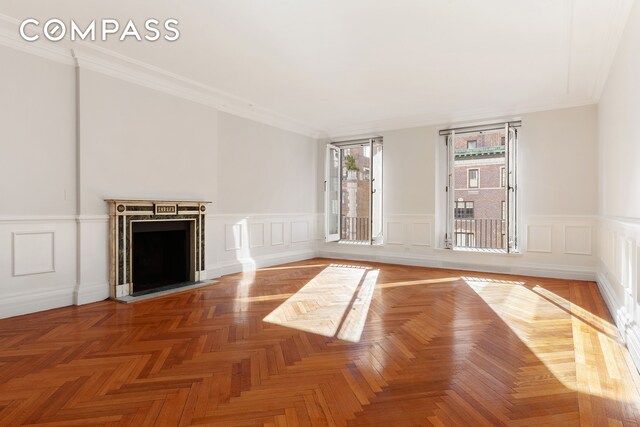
[
  {"left": 450, "top": 127, "right": 511, "bottom": 251},
  {"left": 468, "top": 169, "right": 478, "bottom": 188}
]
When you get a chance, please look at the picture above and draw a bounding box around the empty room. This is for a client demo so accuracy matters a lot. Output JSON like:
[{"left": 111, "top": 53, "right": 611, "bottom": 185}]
[{"left": 1, "top": 1, "right": 640, "bottom": 425}]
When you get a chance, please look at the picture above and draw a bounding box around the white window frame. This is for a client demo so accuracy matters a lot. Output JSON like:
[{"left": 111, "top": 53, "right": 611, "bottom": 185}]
[
  {"left": 324, "top": 138, "right": 383, "bottom": 245},
  {"left": 467, "top": 168, "right": 479, "bottom": 188},
  {"left": 442, "top": 121, "right": 520, "bottom": 253}
]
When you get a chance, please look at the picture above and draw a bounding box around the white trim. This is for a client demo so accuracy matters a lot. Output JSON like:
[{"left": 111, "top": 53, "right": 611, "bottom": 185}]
[
  {"left": 206, "top": 213, "right": 318, "bottom": 219},
  {"left": 563, "top": 225, "right": 593, "bottom": 255},
  {"left": 318, "top": 249, "right": 596, "bottom": 281},
  {"left": 0, "top": 15, "right": 74, "bottom": 65},
  {"left": 12, "top": 231, "right": 56, "bottom": 276},
  {"left": 596, "top": 269, "right": 640, "bottom": 372},
  {"left": 0, "top": 287, "right": 75, "bottom": 320},
  {"left": 74, "top": 282, "right": 109, "bottom": 305},
  {"left": 328, "top": 99, "right": 599, "bottom": 139},
  {"left": 0, "top": 214, "right": 109, "bottom": 223},
  {"left": 207, "top": 249, "right": 316, "bottom": 278},
  {"left": 0, "top": 14, "right": 321, "bottom": 139},
  {"left": 0, "top": 215, "right": 77, "bottom": 224}
]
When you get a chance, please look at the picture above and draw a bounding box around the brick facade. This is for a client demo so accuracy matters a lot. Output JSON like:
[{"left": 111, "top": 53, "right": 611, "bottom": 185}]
[{"left": 453, "top": 131, "right": 507, "bottom": 248}]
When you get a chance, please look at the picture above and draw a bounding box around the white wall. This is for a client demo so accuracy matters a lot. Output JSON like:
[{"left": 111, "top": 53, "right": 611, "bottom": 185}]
[
  {"left": 319, "top": 104, "right": 599, "bottom": 280},
  {"left": 79, "top": 69, "right": 218, "bottom": 215},
  {"left": 0, "top": 46, "right": 78, "bottom": 318},
  {"left": 217, "top": 112, "right": 316, "bottom": 214},
  {"left": 207, "top": 112, "right": 318, "bottom": 278},
  {"left": 0, "top": 45, "right": 319, "bottom": 318},
  {"left": 0, "top": 46, "right": 76, "bottom": 216},
  {"left": 596, "top": 0, "right": 640, "bottom": 369}
]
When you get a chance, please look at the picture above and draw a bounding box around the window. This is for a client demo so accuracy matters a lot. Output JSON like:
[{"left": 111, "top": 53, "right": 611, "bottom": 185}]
[
  {"left": 455, "top": 232, "right": 475, "bottom": 248},
  {"left": 455, "top": 201, "right": 474, "bottom": 219},
  {"left": 325, "top": 138, "right": 383, "bottom": 244},
  {"left": 468, "top": 169, "right": 479, "bottom": 188},
  {"left": 467, "top": 140, "right": 477, "bottom": 149},
  {"left": 442, "top": 121, "right": 519, "bottom": 252}
]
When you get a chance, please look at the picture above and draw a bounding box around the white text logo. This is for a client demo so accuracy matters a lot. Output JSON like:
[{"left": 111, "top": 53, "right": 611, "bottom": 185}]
[{"left": 19, "top": 18, "right": 180, "bottom": 42}]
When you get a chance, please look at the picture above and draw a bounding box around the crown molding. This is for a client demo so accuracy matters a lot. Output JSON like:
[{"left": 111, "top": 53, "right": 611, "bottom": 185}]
[
  {"left": 0, "top": 13, "right": 322, "bottom": 139},
  {"left": 327, "top": 98, "right": 599, "bottom": 139},
  {"left": 0, "top": 2, "right": 633, "bottom": 142},
  {"left": 0, "top": 14, "right": 74, "bottom": 65}
]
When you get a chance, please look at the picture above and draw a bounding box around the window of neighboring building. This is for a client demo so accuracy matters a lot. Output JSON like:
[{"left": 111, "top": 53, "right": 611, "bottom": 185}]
[
  {"left": 502, "top": 201, "right": 506, "bottom": 220},
  {"left": 455, "top": 201, "right": 474, "bottom": 219},
  {"left": 500, "top": 167, "right": 506, "bottom": 187},
  {"left": 467, "top": 140, "right": 477, "bottom": 149},
  {"left": 455, "top": 232, "right": 475, "bottom": 248},
  {"left": 500, "top": 136, "right": 505, "bottom": 145},
  {"left": 468, "top": 169, "right": 479, "bottom": 188}
]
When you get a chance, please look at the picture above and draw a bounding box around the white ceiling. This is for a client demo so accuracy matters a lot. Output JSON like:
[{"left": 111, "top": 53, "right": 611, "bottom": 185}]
[{"left": 0, "top": 0, "right": 634, "bottom": 137}]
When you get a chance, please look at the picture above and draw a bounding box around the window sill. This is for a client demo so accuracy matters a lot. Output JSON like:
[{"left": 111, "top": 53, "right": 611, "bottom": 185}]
[
  {"left": 324, "top": 240, "right": 384, "bottom": 246},
  {"left": 433, "top": 247, "right": 523, "bottom": 256},
  {"left": 337, "top": 240, "right": 371, "bottom": 245}
]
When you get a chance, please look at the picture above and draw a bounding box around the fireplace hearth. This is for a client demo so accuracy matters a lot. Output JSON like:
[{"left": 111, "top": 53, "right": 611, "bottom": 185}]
[{"left": 106, "top": 199, "right": 210, "bottom": 299}]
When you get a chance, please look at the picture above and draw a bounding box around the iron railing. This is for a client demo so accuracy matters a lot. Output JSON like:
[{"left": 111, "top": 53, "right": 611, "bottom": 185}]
[
  {"left": 341, "top": 216, "right": 369, "bottom": 241},
  {"left": 454, "top": 219, "right": 506, "bottom": 249}
]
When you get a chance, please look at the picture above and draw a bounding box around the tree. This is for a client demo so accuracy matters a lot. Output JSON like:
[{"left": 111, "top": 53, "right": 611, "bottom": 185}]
[{"left": 344, "top": 154, "right": 359, "bottom": 171}]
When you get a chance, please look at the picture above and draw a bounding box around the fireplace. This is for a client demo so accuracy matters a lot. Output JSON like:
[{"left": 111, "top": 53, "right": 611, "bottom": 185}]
[
  {"left": 106, "top": 199, "right": 210, "bottom": 299},
  {"left": 132, "top": 220, "right": 193, "bottom": 295}
]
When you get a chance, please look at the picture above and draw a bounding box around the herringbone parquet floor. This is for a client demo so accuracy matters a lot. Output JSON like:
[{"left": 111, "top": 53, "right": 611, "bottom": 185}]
[{"left": 1, "top": 258, "right": 639, "bottom": 426}]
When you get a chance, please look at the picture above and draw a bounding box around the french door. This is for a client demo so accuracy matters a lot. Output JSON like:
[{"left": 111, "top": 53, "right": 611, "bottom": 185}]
[
  {"left": 325, "top": 139, "right": 383, "bottom": 244},
  {"left": 443, "top": 122, "right": 519, "bottom": 252}
]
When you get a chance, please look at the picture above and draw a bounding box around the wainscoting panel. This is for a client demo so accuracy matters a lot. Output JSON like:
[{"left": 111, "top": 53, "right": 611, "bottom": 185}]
[
  {"left": 386, "top": 222, "right": 406, "bottom": 245},
  {"left": 249, "top": 223, "right": 265, "bottom": 248},
  {"left": 411, "top": 223, "right": 431, "bottom": 247},
  {"left": 0, "top": 216, "right": 78, "bottom": 319},
  {"left": 225, "top": 224, "right": 242, "bottom": 251},
  {"left": 207, "top": 214, "right": 317, "bottom": 279},
  {"left": 271, "top": 222, "right": 284, "bottom": 246},
  {"left": 564, "top": 225, "right": 592, "bottom": 255},
  {"left": 12, "top": 231, "right": 55, "bottom": 276},
  {"left": 319, "top": 215, "right": 597, "bottom": 281},
  {"left": 291, "top": 221, "right": 309, "bottom": 243},
  {"left": 527, "top": 225, "right": 552, "bottom": 253},
  {"left": 597, "top": 216, "right": 640, "bottom": 372}
]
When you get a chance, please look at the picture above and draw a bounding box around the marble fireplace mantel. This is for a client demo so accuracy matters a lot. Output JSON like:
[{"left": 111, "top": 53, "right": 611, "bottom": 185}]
[{"left": 106, "top": 199, "right": 211, "bottom": 299}]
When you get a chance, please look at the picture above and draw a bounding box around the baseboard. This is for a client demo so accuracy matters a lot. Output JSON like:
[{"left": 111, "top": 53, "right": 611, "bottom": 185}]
[
  {"left": 208, "top": 249, "right": 316, "bottom": 278},
  {"left": 74, "top": 282, "right": 110, "bottom": 305},
  {"left": 318, "top": 250, "right": 597, "bottom": 281},
  {"left": 596, "top": 269, "right": 640, "bottom": 373},
  {"left": 0, "top": 287, "right": 75, "bottom": 319}
]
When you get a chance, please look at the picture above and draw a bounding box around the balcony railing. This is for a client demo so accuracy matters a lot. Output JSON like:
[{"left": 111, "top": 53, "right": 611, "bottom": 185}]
[
  {"left": 454, "top": 218, "right": 506, "bottom": 250},
  {"left": 341, "top": 216, "right": 370, "bottom": 241}
]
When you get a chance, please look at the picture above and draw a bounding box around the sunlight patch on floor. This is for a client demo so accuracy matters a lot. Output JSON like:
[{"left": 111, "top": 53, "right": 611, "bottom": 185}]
[
  {"left": 463, "top": 276, "right": 639, "bottom": 404},
  {"left": 263, "top": 264, "right": 378, "bottom": 342}
]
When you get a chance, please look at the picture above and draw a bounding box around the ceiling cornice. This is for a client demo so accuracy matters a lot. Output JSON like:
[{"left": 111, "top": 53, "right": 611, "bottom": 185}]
[
  {"left": 327, "top": 98, "right": 599, "bottom": 139},
  {"left": 0, "top": 1, "right": 634, "bottom": 141},
  {"left": 0, "top": 14, "right": 323, "bottom": 139}
]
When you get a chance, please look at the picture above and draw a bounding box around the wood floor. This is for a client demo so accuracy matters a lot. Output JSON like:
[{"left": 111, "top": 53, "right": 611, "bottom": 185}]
[{"left": 1, "top": 258, "right": 639, "bottom": 426}]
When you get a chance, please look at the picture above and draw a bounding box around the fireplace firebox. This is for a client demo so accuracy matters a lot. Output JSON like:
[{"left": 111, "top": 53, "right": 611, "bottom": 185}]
[{"left": 132, "top": 220, "right": 192, "bottom": 295}]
